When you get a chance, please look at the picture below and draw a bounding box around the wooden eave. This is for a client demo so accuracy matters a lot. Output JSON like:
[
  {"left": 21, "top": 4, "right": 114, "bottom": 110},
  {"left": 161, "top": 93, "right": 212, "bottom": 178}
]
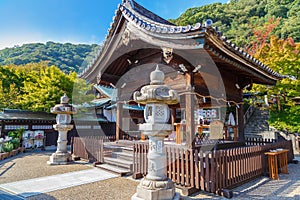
[{"left": 79, "top": 0, "right": 285, "bottom": 88}]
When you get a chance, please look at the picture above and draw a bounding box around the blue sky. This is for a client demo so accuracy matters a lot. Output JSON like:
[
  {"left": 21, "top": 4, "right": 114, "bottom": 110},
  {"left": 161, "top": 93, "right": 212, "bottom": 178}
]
[{"left": 0, "top": 0, "right": 227, "bottom": 50}]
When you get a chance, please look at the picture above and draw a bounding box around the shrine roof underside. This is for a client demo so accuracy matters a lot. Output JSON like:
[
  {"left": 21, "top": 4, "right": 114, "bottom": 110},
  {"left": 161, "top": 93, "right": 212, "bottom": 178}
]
[{"left": 79, "top": 0, "right": 286, "bottom": 103}]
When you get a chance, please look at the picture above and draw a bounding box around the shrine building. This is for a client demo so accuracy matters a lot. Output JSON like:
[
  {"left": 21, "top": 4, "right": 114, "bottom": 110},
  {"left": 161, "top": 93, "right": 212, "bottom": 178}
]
[{"left": 79, "top": 0, "right": 285, "bottom": 148}]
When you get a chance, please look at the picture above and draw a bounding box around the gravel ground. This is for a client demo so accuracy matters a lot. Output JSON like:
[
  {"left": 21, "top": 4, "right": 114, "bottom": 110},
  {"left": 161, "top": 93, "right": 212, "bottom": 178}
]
[
  {"left": 1, "top": 151, "right": 299, "bottom": 200},
  {"left": 0, "top": 151, "right": 92, "bottom": 184},
  {"left": 27, "top": 177, "right": 139, "bottom": 200}
]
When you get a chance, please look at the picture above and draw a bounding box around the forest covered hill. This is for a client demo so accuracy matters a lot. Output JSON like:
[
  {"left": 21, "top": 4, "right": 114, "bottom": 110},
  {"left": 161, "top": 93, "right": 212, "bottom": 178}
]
[
  {"left": 170, "top": 0, "right": 300, "bottom": 47},
  {"left": 0, "top": 42, "right": 100, "bottom": 73}
]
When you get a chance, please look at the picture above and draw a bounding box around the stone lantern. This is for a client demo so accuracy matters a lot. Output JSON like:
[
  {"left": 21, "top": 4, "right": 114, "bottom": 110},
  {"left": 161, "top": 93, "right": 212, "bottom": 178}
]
[
  {"left": 47, "top": 94, "right": 76, "bottom": 165},
  {"left": 132, "top": 66, "right": 180, "bottom": 200}
]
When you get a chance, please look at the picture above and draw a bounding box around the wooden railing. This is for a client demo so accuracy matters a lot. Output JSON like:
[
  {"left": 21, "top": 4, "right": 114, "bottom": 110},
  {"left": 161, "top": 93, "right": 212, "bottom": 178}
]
[
  {"left": 132, "top": 140, "right": 294, "bottom": 195},
  {"left": 72, "top": 137, "right": 88, "bottom": 160},
  {"left": 71, "top": 136, "right": 111, "bottom": 163},
  {"left": 133, "top": 142, "right": 149, "bottom": 177},
  {"left": 245, "top": 137, "right": 277, "bottom": 146}
]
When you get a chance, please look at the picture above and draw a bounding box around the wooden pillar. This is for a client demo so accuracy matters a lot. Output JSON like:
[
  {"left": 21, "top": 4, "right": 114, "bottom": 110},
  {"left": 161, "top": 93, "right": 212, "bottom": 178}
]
[
  {"left": 237, "top": 90, "right": 245, "bottom": 142},
  {"left": 116, "top": 101, "right": 123, "bottom": 141},
  {"left": 171, "top": 108, "right": 177, "bottom": 143},
  {"left": 224, "top": 126, "right": 228, "bottom": 140},
  {"left": 185, "top": 73, "right": 195, "bottom": 149},
  {"left": 175, "top": 123, "right": 181, "bottom": 144},
  {"left": 171, "top": 108, "right": 176, "bottom": 127}
]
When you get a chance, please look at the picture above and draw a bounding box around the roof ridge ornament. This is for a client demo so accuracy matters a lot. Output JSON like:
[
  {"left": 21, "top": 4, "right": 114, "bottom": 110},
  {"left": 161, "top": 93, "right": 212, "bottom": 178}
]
[
  {"left": 162, "top": 47, "right": 173, "bottom": 64},
  {"left": 204, "top": 19, "right": 213, "bottom": 27},
  {"left": 122, "top": 0, "right": 135, "bottom": 9}
]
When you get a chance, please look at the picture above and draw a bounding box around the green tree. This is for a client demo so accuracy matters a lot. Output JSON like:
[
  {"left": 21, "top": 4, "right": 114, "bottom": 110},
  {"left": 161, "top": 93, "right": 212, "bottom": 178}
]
[
  {"left": 252, "top": 36, "right": 300, "bottom": 132},
  {"left": 0, "top": 42, "right": 100, "bottom": 73},
  {"left": 17, "top": 63, "right": 76, "bottom": 112},
  {"left": 170, "top": 0, "right": 300, "bottom": 46},
  {"left": 72, "top": 78, "right": 95, "bottom": 106},
  {"left": 0, "top": 62, "right": 95, "bottom": 112}
]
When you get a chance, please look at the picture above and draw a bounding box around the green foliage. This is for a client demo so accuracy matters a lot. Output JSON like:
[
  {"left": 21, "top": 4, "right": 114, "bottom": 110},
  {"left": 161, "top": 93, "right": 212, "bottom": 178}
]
[
  {"left": 170, "top": 0, "right": 300, "bottom": 46},
  {"left": 72, "top": 78, "right": 95, "bottom": 106},
  {"left": 269, "top": 106, "right": 300, "bottom": 133},
  {"left": 10, "top": 138, "right": 21, "bottom": 149},
  {"left": 8, "top": 127, "right": 25, "bottom": 139},
  {"left": 0, "top": 62, "right": 93, "bottom": 112},
  {"left": 0, "top": 42, "right": 100, "bottom": 73},
  {"left": 1, "top": 142, "right": 14, "bottom": 152},
  {"left": 250, "top": 34, "right": 300, "bottom": 133},
  {"left": 18, "top": 64, "right": 76, "bottom": 111}
]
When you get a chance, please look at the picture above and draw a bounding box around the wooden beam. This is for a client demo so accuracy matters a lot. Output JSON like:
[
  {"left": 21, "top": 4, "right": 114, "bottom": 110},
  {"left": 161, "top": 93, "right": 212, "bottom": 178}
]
[
  {"left": 116, "top": 102, "right": 123, "bottom": 141},
  {"left": 185, "top": 72, "right": 195, "bottom": 149},
  {"left": 171, "top": 108, "right": 176, "bottom": 126},
  {"left": 237, "top": 89, "right": 245, "bottom": 142}
]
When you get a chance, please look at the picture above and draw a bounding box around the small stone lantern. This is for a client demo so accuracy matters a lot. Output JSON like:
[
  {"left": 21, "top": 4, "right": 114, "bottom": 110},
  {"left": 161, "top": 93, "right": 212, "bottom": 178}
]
[
  {"left": 132, "top": 66, "right": 180, "bottom": 200},
  {"left": 47, "top": 94, "right": 76, "bottom": 165}
]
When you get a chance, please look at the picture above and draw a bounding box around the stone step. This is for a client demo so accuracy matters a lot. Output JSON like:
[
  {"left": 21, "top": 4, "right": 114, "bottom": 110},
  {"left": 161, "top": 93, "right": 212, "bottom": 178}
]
[
  {"left": 119, "top": 146, "right": 134, "bottom": 154},
  {"left": 245, "top": 127, "right": 269, "bottom": 130},
  {"left": 104, "top": 157, "right": 133, "bottom": 170},
  {"left": 245, "top": 129, "right": 268, "bottom": 132},
  {"left": 96, "top": 163, "right": 131, "bottom": 176},
  {"left": 112, "top": 151, "right": 133, "bottom": 161}
]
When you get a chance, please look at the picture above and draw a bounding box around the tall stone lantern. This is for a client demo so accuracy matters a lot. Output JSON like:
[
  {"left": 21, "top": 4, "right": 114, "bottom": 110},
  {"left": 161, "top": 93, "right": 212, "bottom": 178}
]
[
  {"left": 132, "top": 66, "right": 180, "bottom": 200},
  {"left": 47, "top": 94, "right": 76, "bottom": 165}
]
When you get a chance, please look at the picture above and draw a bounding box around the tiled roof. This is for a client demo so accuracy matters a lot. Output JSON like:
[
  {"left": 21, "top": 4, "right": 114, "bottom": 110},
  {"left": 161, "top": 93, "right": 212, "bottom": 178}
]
[
  {"left": 79, "top": 0, "right": 286, "bottom": 82},
  {"left": 94, "top": 85, "right": 117, "bottom": 99},
  {"left": 0, "top": 109, "right": 55, "bottom": 121},
  {"left": 73, "top": 114, "right": 109, "bottom": 122},
  {"left": 105, "top": 103, "right": 144, "bottom": 111}
]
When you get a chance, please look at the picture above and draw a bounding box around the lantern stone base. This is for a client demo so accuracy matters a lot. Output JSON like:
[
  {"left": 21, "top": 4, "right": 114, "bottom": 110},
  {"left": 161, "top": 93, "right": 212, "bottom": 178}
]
[
  {"left": 132, "top": 178, "right": 180, "bottom": 200},
  {"left": 47, "top": 152, "right": 71, "bottom": 165}
]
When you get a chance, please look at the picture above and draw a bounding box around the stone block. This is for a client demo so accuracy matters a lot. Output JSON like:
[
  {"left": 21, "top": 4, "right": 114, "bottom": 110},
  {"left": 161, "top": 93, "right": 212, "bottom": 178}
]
[
  {"left": 132, "top": 190, "right": 180, "bottom": 200},
  {"left": 47, "top": 152, "right": 71, "bottom": 165}
]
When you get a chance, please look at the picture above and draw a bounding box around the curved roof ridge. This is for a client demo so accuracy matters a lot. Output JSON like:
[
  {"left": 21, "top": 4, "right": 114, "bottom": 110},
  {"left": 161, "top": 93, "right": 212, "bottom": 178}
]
[
  {"left": 79, "top": 4, "right": 122, "bottom": 78},
  {"left": 120, "top": 4, "right": 204, "bottom": 34},
  {"left": 216, "top": 33, "right": 287, "bottom": 79},
  {"left": 123, "top": 0, "right": 174, "bottom": 26}
]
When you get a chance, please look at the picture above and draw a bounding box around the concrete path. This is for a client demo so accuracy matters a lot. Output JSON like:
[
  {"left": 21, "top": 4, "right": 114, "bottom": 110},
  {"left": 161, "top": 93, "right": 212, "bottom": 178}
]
[{"left": 0, "top": 168, "right": 118, "bottom": 198}]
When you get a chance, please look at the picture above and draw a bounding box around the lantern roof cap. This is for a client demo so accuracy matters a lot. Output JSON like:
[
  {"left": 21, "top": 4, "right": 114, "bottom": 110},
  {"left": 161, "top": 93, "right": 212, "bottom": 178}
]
[{"left": 150, "top": 65, "right": 164, "bottom": 85}]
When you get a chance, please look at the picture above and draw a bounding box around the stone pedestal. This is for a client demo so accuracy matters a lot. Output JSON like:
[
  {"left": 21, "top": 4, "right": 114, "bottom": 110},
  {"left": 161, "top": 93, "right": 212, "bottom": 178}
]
[
  {"left": 132, "top": 124, "right": 179, "bottom": 200},
  {"left": 47, "top": 124, "right": 73, "bottom": 165},
  {"left": 48, "top": 152, "right": 71, "bottom": 165},
  {"left": 132, "top": 174, "right": 180, "bottom": 200}
]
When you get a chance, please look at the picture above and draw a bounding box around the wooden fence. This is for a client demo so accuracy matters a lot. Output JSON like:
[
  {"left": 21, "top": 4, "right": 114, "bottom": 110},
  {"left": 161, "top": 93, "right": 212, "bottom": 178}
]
[
  {"left": 133, "top": 140, "right": 294, "bottom": 194},
  {"left": 245, "top": 137, "right": 277, "bottom": 146},
  {"left": 71, "top": 136, "right": 110, "bottom": 163},
  {"left": 133, "top": 142, "right": 149, "bottom": 178}
]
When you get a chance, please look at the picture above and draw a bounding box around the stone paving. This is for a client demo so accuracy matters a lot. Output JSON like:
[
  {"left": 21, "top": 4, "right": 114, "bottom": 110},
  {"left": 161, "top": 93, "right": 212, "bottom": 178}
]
[
  {"left": 0, "top": 168, "right": 118, "bottom": 198},
  {"left": 231, "top": 155, "right": 300, "bottom": 199}
]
